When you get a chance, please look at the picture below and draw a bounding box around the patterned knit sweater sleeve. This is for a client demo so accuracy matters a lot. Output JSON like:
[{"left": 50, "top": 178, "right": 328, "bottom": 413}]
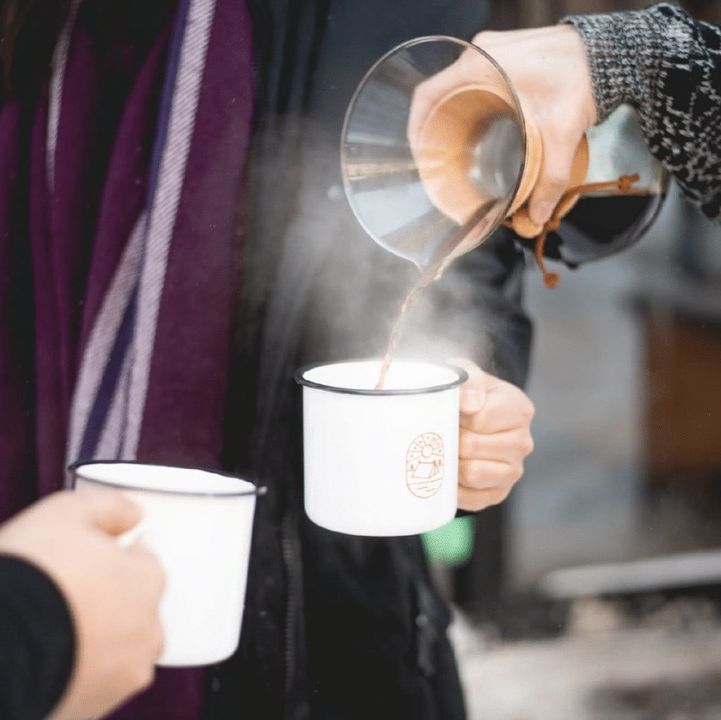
[{"left": 564, "top": 3, "right": 721, "bottom": 220}]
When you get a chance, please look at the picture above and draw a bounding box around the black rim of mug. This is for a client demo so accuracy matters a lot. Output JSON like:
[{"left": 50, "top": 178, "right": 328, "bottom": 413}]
[
  {"left": 294, "top": 360, "right": 469, "bottom": 396},
  {"left": 68, "top": 460, "right": 267, "bottom": 498}
]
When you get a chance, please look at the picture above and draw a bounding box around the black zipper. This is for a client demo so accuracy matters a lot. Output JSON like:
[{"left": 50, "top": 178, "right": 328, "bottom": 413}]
[{"left": 403, "top": 540, "right": 442, "bottom": 678}]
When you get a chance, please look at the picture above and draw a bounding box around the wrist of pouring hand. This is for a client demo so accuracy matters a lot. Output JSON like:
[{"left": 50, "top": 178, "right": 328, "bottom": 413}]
[{"left": 561, "top": 4, "right": 681, "bottom": 124}]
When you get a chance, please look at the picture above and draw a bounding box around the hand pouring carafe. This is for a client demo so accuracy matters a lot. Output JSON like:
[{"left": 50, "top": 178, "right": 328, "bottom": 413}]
[{"left": 341, "top": 36, "right": 666, "bottom": 284}]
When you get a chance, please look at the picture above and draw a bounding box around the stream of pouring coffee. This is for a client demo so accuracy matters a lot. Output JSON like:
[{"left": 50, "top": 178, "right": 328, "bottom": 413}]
[
  {"left": 375, "top": 268, "right": 437, "bottom": 390},
  {"left": 374, "top": 198, "right": 498, "bottom": 389}
]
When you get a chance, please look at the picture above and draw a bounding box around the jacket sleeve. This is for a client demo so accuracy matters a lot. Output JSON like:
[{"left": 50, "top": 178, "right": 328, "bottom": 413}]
[
  {"left": 564, "top": 3, "right": 721, "bottom": 220},
  {"left": 0, "top": 554, "right": 75, "bottom": 720}
]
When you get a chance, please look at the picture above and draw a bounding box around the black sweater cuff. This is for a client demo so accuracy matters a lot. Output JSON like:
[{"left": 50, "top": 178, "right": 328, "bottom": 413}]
[{"left": 0, "top": 554, "right": 76, "bottom": 720}]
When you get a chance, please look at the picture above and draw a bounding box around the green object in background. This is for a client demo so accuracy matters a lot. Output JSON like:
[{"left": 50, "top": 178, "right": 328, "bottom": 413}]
[{"left": 422, "top": 515, "right": 474, "bottom": 567}]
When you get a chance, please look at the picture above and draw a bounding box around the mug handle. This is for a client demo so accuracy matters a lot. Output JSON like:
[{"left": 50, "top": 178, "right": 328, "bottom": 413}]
[{"left": 117, "top": 520, "right": 146, "bottom": 549}]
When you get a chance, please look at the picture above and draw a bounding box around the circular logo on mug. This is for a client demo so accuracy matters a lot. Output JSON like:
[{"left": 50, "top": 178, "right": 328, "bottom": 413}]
[{"left": 406, "top": 432, "right": 444, "bottom": 499}]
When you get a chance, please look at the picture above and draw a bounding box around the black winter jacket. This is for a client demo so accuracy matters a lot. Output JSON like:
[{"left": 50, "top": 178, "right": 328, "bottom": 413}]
[{"left": 203, "top": 2, "right": 531, "bottom": 719}]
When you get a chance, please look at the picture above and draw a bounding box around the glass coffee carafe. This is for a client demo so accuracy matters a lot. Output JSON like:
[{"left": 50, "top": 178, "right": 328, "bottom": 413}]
[{"left": 341, "top": 36, "right": 667, "bottom": 286}]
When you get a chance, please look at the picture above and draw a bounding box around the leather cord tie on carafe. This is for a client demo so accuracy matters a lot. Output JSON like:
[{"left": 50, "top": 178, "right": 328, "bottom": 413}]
[{"left": 515, "top": 172, "right": 641, "bottom": 289}]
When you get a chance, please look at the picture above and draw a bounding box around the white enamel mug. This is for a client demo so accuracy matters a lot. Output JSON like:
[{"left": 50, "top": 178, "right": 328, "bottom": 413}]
[
  {"left": 296, "top": 360, "right": 467, "bottom": 536},
  {"left": 70, "top": 462, "right": 264, "bottom": 667}
]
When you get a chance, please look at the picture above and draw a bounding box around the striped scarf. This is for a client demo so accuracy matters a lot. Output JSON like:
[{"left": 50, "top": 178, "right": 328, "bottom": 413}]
[{"left": 0, "top": 0, "right": 254, "bottom": 717}]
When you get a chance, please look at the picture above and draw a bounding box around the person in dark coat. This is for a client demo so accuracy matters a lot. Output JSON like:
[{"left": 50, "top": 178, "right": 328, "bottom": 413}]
[{"left": 211, "top": 2, "right": 533, "bottom": 719}]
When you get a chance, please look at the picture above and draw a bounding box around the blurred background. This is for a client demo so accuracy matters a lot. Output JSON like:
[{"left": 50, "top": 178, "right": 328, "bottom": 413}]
[{"left": 418, "top": 1, "right": 721, "bottom": 718}]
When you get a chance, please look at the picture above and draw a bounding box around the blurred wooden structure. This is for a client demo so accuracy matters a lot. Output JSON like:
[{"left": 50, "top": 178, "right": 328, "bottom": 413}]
[{"left": 635, "top": 276, "right": 721, "bottom": 487}]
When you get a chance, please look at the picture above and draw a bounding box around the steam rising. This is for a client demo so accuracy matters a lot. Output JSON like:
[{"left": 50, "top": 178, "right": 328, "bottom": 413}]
[
  {"left": 244, "top": 117, "right": 532, "bottom": 402},
  {"left": 307, "top": 118, "right": 528, "bottom": 382}
]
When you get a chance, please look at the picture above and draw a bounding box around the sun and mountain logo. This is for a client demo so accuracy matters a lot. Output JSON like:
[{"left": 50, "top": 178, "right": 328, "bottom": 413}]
[{"left": 405, "top": 432, "right": 444, "bottom": 499}]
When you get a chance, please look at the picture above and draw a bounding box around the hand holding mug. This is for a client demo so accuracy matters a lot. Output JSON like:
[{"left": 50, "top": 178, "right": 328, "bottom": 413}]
[
  {"left": 0, "top": 490, "right": 165, "bottom": 720},
  {"left": 454, "top": 358, "right": 535, "bottom": 511}
]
